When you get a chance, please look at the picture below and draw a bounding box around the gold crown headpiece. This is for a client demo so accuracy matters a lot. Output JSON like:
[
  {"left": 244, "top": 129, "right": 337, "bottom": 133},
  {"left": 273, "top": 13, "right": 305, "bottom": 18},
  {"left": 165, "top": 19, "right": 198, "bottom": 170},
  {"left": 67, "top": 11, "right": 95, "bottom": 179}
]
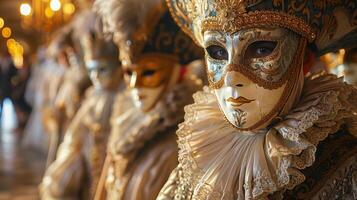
[{"left": 167, "top": 0, "right": 357, "bottom": 55}]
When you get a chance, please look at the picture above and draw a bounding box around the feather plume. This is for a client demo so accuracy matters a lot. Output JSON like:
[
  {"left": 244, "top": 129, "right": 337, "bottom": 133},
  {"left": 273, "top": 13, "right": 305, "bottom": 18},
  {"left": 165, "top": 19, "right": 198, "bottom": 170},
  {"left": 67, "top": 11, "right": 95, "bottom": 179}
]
[
  {"left": 93, "top": 0, "right": 161, "bottom": 42},
  {"left": 71, "top": 9, "right": 97, "bottom": 41},
  {"left": 46, "top": 25, "right": 73, "bottom": 58}
]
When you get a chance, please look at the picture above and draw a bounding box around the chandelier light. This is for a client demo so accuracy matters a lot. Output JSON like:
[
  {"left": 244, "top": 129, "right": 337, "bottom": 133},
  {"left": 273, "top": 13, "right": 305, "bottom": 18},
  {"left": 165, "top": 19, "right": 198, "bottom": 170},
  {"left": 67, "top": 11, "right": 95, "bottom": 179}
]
[
  {"left": 19, "top": 0, "right": 76, "bottom": 32},
  {"left": 20, "top": 3, "right": 32, "bottom": 16},
  {"left": 50, "top": 0, "right": 62, "bottom": 12}
]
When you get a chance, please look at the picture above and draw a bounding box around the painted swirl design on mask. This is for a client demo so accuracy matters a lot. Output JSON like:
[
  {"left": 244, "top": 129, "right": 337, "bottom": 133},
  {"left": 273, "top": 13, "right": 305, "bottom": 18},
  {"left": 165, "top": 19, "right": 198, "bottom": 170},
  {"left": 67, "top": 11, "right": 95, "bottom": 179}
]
[
  {"left": 243, "top": 30, "right": 299, "bottom": 84},
  {"left": 205, "top": 28, "right": 300, "bottom": 90}
]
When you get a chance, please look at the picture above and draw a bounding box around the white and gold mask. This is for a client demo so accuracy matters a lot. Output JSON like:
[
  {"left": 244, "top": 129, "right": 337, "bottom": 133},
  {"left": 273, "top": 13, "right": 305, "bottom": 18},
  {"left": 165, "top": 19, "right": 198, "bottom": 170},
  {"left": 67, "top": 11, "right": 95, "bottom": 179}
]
[
  {"left": 164, "top": 0, "right": 357, "bottom": 130},
  {"left": 81, "top": 30, "right": 121, "bottom": 90},
  {"left": 86, "top": 60, "right": 121, "bottom": 90},
  {"left": 204, "top": 27, "right": 305, "bottom": 130}
]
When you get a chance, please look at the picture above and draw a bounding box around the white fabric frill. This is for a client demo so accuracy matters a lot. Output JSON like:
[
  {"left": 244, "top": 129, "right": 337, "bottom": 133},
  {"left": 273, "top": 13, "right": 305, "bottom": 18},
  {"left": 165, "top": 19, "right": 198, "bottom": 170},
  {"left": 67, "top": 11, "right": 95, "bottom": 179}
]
[
  {"left": 108, "top": 76, "right": 202, "bottom": 156},
  {"left": 176, "top": 73, "right": 357, "bottom": 200},
  {"left": 105, "top": 77, "right": 201, "bottom": 196}
]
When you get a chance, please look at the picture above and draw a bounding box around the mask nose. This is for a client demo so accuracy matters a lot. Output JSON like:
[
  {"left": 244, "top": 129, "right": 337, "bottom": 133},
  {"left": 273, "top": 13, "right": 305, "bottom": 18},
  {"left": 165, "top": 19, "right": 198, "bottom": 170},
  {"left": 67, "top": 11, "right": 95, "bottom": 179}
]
[
  {"left": 90, "top": 70, "right": 99, "bottom": 80},
  {"left": 129, "top": 72, "right": 138, "bottom": 88},
  {"left": 224, "top": 70, "right": 246, "bottom": 88}
]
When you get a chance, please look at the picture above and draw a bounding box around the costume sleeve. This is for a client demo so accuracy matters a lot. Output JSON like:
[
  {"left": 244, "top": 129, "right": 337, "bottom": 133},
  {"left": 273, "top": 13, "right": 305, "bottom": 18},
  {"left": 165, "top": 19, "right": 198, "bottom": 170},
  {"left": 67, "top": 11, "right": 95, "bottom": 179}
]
[{"left": 40, "top": 99, "right": 92, "bottom": 200}]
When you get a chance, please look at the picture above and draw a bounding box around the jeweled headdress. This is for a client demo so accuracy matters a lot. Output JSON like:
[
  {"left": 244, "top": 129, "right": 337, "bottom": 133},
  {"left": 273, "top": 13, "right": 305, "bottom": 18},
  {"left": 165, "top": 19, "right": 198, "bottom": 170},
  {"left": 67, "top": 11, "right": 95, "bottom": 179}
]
[{"left": 167, "top": 0, "right": 357, "bottom": 55}]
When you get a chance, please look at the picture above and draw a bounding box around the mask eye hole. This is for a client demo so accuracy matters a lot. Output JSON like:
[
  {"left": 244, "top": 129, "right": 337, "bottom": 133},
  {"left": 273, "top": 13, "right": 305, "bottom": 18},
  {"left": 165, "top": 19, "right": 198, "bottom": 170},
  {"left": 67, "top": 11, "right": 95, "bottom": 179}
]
[
  {"left": 206, "top": 45, "right": 228, "bottom": 60},
  {"left": 245, "top": 41, "right": 277, "bottom": 60},
  {"left": 142, "top": 69, "right": 156, "bottom": 77},
  {"left": 98, "top": 67, "right": 106, "bottom": 73},
  {"left": 125, "top": 70, "right": 133, "bottom": 76}
]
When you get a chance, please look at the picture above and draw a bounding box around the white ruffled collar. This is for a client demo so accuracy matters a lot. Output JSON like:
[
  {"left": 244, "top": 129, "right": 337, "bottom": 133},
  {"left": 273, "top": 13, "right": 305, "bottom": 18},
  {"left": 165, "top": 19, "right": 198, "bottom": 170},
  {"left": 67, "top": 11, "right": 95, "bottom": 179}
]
[
  {"left": 175, "top": 73, "right": 357, "bottom": 199},
  {"left": 108, "top": 76, "right": 201, "bottom": 156}
]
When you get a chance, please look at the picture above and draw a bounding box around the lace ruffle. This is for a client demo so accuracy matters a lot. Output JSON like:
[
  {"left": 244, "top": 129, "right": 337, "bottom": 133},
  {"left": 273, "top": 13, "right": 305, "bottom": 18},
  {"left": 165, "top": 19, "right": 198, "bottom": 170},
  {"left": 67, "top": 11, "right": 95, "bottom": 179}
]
[{"left": 171, "top": 73, "right": 357, "bottom": 200}]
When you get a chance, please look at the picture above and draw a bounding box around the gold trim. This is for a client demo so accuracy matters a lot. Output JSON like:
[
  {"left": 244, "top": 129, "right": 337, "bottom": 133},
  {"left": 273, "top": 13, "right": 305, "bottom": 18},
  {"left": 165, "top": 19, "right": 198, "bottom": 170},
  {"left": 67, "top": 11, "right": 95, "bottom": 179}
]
[
  {"left": 207, "top": 31, "right": 301, "bottom": 90},
  {"left": 165, "top": 0, "right": 201, "bottom": 46},
  {"left": 202, "top": 11, "right": 316, "bottom": 42},
  {"left": 166, "top": 0, "right": 316, "bottom": 44}
]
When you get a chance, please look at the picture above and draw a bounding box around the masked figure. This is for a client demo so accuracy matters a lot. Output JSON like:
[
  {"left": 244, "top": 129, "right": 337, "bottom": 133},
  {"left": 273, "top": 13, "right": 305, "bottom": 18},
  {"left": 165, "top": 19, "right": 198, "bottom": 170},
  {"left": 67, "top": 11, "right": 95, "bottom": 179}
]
[
  {"left": 51, "top": 11, "right": 93, "bottom": 163},
  {"left": 41, "top": 26, "right": 78, "bottom": 167},
  {"left": 22, "top": 28, "right": 70, "bottom": 155},
  {"left": 158, "top": 0, "right": 357, "bottom": 199},
  {"left": 54, "top": 40, "right": 90, "bottom": 122},
  {"left": 93, "top": 0, "right": 203, "bottom": 199},
  {"left": 40, "top": 10, "right": 122, "bottom": 200}
]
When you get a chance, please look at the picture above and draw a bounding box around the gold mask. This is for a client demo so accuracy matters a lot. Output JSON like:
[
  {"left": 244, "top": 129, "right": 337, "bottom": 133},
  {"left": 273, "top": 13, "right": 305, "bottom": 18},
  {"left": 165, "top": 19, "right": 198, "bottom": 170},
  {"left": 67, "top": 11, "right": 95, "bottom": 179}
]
[
  {"left": 123, "top": 53, "right": 179, "bottom": 112},
  {"left": 123, "top": 53, "right": 177, "bottom": 89}
]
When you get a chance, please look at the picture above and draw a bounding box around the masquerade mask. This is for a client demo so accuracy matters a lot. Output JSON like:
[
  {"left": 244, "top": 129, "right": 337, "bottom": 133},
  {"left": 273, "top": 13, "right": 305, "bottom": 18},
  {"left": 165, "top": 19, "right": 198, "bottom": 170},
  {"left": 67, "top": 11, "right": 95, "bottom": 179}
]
[
  {"left": 123, "top": 53, "right": 178, "bottom": 112},
  {"left": 86, "top": 60, "right": 121, "bottom": 89},
  {"left": 82, "top": 33, "right": 121, "bottom": 89},
  {"left": 203, "top": 27, "right": 306, "bottom": 130},
  {"left": 164, "top": 0, "right": 357, "bottom": 132}
]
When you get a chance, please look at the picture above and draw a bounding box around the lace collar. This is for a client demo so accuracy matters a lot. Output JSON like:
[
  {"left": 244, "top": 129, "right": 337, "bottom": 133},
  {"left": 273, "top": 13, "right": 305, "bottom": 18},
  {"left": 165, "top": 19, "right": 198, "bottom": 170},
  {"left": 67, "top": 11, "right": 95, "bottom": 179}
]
[
  {"left": 108, "top": 76, "right": 202, "bottom": 155},
  {"left": 175, "top": 73, "right": 357, "bottom": 199}
]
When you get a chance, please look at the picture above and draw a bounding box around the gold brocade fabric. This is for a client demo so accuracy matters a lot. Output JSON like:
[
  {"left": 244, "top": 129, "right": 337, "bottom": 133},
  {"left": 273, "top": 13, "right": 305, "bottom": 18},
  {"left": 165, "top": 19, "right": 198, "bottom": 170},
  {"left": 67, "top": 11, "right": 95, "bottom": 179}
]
[
  {"left": 158, "top": 73, "right": 357, "bottom": 200},
  {"left": 104, "top": 76, "right": 202, "bottom": 200}
]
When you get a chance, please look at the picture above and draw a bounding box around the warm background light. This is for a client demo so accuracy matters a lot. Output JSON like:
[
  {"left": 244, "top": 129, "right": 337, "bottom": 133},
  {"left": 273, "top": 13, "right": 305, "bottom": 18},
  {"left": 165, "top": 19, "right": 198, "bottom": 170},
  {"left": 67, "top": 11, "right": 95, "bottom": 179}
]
[
  {"left": 6, "top": 38, "right": 24, "bottom": 68},
  {"left": 321, "top": 49, "right": 346, "bottom": 70},
  {"left": 0, "top": 17, "right": 4, "bottom": 29},
  {"left": 2, "top": 27, "right": 12, "bottom": 38},
  {"left": 63, "top": 3, "right": 75, "bottom": 15},
  {"left": 6, "top": 38, "right": 16, "bottom": 48},
  {"left": 20, "top": 3, "right": 32, "bottom": 16},
  {"left": 45, "top": 7, "right": 55, "bottom": 18},
  {"left": 50, "top": 0, "right": 61, "bottom": 11},
  {"left": 16, "top": 0, "right": 76, "bottom": 33}
]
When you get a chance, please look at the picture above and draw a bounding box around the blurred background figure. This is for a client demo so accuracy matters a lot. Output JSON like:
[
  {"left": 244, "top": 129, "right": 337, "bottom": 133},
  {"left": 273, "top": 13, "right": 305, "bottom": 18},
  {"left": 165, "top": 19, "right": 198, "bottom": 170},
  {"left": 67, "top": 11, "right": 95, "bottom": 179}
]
[
  {"left": 343, "top": 48, "right": 357, "bottom": 85},
  {"left": 0, "top": 50, "right": 31, "bottom": 131},
  {"left": 322, "top": 48, "right": 357, "bottom": 85},
  {"left": 40, "top": 9, "right": 123, "bottom": 200},
  {"left": 12, "top": 54, "right": 32, "bottom": 131},
  {"left": 22, "top": 44, "right": 61, "bottom": 155},
  {"left": 0, "top": 51, "right": 18, "bottom": 123},
  {"left": 0, "top": 0, "right": 89, "bottom": 199}
]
